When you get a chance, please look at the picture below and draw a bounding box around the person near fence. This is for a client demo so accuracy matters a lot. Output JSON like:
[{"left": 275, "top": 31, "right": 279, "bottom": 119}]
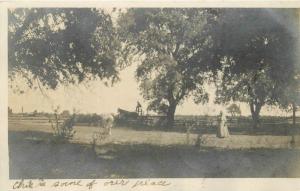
[
  {"left": 217, "top": 110, "right": 230, "bottom": 138},
  {"left": 136, "top": 101, "right": 143, "bottom": 116}
]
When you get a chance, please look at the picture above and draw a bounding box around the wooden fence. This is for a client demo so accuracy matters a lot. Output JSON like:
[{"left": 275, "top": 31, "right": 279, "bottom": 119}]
[
  {"left": 116, "top": 115, "right": 300, "bottom": 130},
  {"left": 9, "top": 114, "right": 300, "bottom": 131}
]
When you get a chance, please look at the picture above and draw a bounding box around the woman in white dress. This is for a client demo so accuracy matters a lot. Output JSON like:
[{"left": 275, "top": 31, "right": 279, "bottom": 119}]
[{"left": 217, "top": 111, "right": 230, "bottom": 138}]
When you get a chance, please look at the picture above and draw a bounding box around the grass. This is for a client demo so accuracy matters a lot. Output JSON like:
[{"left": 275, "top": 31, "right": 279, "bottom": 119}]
[{"left": 8, "top": 120, "right": 300, "bottom": 178}]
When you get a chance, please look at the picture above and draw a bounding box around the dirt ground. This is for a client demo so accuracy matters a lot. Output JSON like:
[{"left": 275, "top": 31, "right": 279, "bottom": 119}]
[
  {"left": 9, "top": 121, "right": 299, "bottom": 148},
  {"left": 8, "top": 121, "right": 300, "bottom": 178}
]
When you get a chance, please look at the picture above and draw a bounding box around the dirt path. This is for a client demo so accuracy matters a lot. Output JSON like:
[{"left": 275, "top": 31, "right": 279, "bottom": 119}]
[{"left": 9, "top": 121, "right": 298, "bottom": 149}]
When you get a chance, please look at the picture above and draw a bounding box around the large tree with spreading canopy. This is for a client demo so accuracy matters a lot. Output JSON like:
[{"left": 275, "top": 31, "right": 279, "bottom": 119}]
[
  {"left": 118, "top": 8, "right": 216, "bottom": 128},
  {"left": 204, "top": 9, "right": 299, "bottom": 129},
  {"left": 9, "top": 8, "right": 121, "bottom": 90}
]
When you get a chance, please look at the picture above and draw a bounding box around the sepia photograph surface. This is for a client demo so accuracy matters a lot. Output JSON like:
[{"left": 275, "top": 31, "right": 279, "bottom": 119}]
[{"left": 5, "top": 2, "right": 300, "bottom": 188}]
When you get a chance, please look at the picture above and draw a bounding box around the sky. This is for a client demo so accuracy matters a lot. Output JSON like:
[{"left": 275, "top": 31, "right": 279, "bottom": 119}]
[{"left": 8, "top": 64, "right": 294, "bottom": 117}]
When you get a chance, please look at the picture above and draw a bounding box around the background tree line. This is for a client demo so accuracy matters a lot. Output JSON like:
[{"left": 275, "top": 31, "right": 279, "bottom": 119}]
[{"left": 9, "top": 8, "right": 300, "bottom": 129}]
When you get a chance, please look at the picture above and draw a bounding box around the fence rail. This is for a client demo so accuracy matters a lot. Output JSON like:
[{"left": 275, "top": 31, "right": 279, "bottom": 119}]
[
  {"left": 116, "top": 115, "right": 300, "bottom": 130},
  {"left": 8, "top": 114, "right": 300, "bottom": 130}
]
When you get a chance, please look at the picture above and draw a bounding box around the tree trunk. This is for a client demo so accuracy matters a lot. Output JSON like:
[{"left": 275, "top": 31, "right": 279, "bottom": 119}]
[
  {"left": 166, "top": 103, "right": 177, "bottom": 129},
  {"left": 291, "top": 102, "right": 297, "bottom": 146},
  {"left": 252, "top": 112, "right": 260, "bottom": 129},
  {"left": 293, "top": 102, "right": 297, "bottom": 128},
  {"left": 250, "top": 102, "right": 262, "bottom": 129}
]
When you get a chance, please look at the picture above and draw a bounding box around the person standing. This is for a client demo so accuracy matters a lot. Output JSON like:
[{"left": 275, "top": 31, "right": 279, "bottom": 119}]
[
  {"left": 217, "top": 111, "right": 230, "bottom": 138},
  {"left": 136, "top": 101, "right": 142, "bottom": 116}
]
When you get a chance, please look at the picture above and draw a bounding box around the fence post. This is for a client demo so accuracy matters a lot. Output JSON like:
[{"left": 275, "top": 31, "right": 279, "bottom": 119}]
[{"left": 185, "top": 121, "right": 191, "bottom": 145}]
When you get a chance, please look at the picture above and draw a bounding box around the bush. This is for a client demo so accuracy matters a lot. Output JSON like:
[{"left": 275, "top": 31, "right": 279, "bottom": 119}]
[
  {"left": 92, "top": 128, "right": 110, "bottom": 146},
  {"left": 91, "top": 116, "right": 114, "bottom": 152},
  {"left": 49, "top": 107, "right": 76, "bottom": 143}
]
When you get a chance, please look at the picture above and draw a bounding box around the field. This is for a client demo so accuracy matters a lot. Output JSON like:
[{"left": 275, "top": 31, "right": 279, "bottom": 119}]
[{"left": 8, "top": 116, "right": 300, "bottom": 178}]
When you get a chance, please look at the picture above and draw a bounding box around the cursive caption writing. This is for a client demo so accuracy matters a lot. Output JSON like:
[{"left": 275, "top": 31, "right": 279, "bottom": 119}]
[{"left": 12, "top": 179, "right": 171, "bottom": 190}]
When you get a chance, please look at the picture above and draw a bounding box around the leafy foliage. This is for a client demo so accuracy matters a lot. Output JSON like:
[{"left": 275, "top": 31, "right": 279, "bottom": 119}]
[
  {"left": 49, "top": 106, "right": 76, "bottom": 143},
  {"left": 9, "top": 8, "right": 121, "bottom": 89},
  {"left": 207, "top": 9, "right": 298, "bottom": 128},
  {"left": 118, "top": 9, "right": 214, "bottom": 127}
]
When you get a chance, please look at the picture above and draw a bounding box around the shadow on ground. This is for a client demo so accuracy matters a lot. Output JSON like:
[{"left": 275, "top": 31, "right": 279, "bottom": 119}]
[{"left": 9, "top": 130, "right": 300, "bottom": 179}]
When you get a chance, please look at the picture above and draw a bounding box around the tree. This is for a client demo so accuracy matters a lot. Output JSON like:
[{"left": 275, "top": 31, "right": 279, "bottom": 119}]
[
  {"left": 277, "top": 10, "right": 300, "bottom": 128},
  {"left": 118, "top": 9, "right": 214, "bottom": 128},
  {"left": 278, "top": 68, "right": 300, "bottom": 127},
  {"left": 9, "top": 8, "right": 121, "bottom": 90},
  {"left": 208, "top": 9, "right": 298, "bottom": 129},
  {"left": 226, "top": 103, "right": 241, "bottom": 117}
]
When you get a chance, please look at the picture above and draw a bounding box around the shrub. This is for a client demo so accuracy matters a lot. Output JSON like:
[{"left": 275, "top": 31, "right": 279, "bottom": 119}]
[
  {"left": 91, "top": 128, "right": 110, "bottom": 146},
  {"left": 91, "top": 116, "right": 114, "bottom": 152},
  {"left": 49, "top": 107, "right": 76, "bottom": 143}
]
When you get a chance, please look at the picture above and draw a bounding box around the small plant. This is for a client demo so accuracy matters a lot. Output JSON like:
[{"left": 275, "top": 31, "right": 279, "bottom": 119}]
[
  {"left": 49, "top": 106, "right": 76, "bottom": 143},
  {"left": 91, "top": 128, "right": 111, "bottom": 156},
  {"left": 91, "top": 128, "right": 110, "bottom": 149},
  {"left": 91, "top": 115, "right": 114, "bottom": 152},
  {"left": 195, "top": 134, "right": 208, "bottom": 148}
]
